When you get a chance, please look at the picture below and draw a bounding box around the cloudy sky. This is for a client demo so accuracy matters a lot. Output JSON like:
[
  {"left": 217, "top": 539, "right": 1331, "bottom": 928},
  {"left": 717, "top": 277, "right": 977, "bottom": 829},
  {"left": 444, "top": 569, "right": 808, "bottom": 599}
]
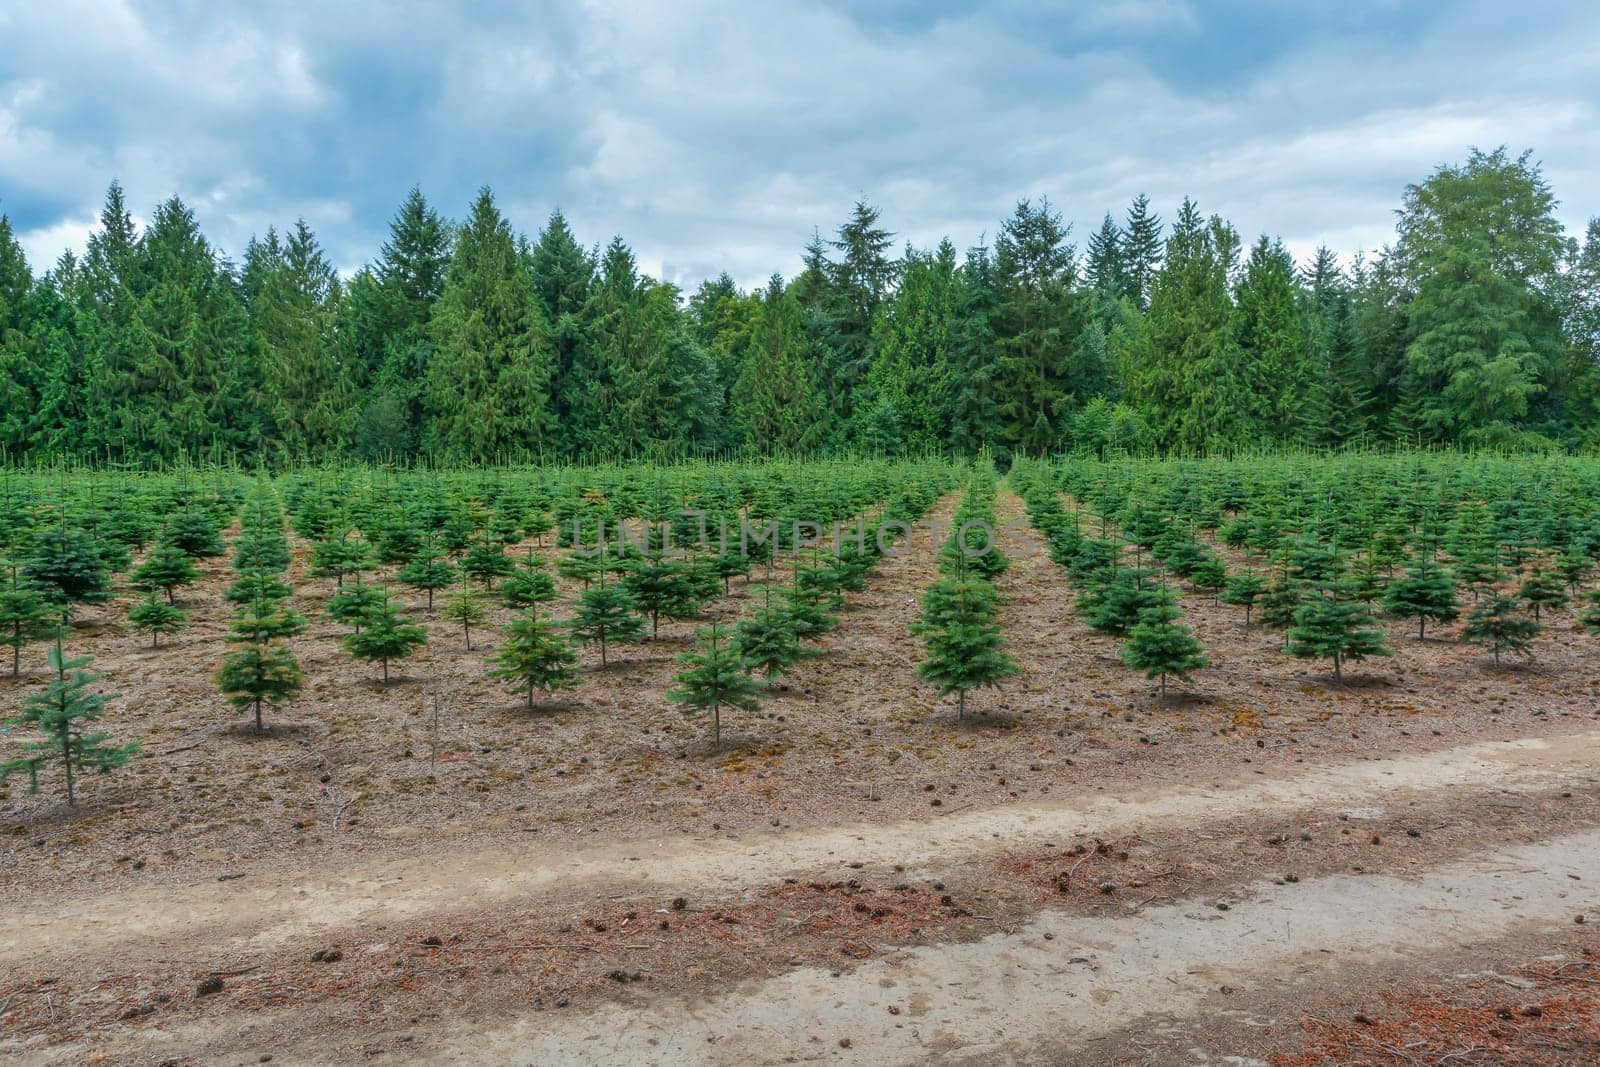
[{"left": 2, "top": 0, "right": 1598, "bottom": 289}]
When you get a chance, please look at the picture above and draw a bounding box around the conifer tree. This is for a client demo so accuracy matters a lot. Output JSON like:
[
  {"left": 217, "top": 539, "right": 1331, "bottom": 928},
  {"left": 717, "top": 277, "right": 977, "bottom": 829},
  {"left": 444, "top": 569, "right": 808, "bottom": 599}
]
[
  {"left": 1, "top": 638, "right": 138, "bottom": 805},
  {"left": 500, "top": 550, "right": 558, "bottom": 614},
  {"left": 1122, "top": 599, "right": 1208, "bottom": 698},
  {"left": 397, "top": 542, "right": 456, "bottom": 611},
  {"left": 217, "top": 638, "right": 305, "bottom": 731},
  {"left": 911, "top": 577, "right": 1019, "bottom": 719},
  {"left": 1383, "top": 556, "right": 1460, "bottom": 639},
  {"left": 1462, "top": 593, "right": 1540, "bottom": 666},
  {"left": 130, "top": 540, "right": 201, "bottom": 605},
  {"left": 326, "top": 578, "right": 385, "bottom": 634},
  {"left": 1517, "top": 569, "right": 1568, "bottom": 622},
  {"left": 162, "top": 509, "right": 226, "bottom": 558},
  {"left": 569, "top": 572, "right": 646, "bottom": 667},
  {"left": 23, "top": 527, "right": 112, "bottom": 617},
  {"left": 669, "top": 622, "right": 764, "bottom": 747},
  {"left": 733, "top": 586, "right": 813, "bottom": 685},
  {"left": 461, "top": 538, "right": 515, "bottom": 588},
  {"left": 1220, "top": 569, "right": 1266, "bottom": 626},
  {"left": 342, "top": 590, "right": 427, "bottom": 683},
  {"left": 442, "top": 581, "right": 489, "bottom": 650},
  {"left": 1287, "top": 594, "right": 1393, "bottom": 681},
  {"left": 129, "top": 591, "right": 187, "bottom": 648},
  {"left": 623, "top": 552, "right": 697, "bottom": 637},
  {"left": 0, "top": 560, "right": 56, "bottom": 676},
  {"left": 224, "top": 570, "right": 293, "bottom": 608},
  {"left": 1579, "top": 589, "right": 1600, "bottom": 635},
  {"left": 488, "top": 612, "right": 580, "bottom": 708},
  {"left": 1119, "top": 193, "right": 1163, "bottom": 310}
]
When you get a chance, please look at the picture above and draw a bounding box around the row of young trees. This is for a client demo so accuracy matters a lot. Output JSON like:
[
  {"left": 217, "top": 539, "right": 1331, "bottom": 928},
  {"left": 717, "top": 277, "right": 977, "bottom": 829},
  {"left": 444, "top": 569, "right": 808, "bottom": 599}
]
[{"left": 3, "top": 148, "right": 1598, "bottom": 464}]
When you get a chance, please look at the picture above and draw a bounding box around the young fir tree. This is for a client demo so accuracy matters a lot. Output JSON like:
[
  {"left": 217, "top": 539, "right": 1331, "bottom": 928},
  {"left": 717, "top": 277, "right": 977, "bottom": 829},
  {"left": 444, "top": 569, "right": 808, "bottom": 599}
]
[
  {"left": 1383, "top": 556, "right": 1460, "bottom": 639},
  {"left": 1462, "top": 593, "right": 1540, "bottom": 666},
  {"left": 129, "top": 591, "right": 187, "bottom": 648},
  {"left": 500, "top": 550, "right": 558, "bottom": 614},
  {"left": 1189, "top": 556, "right": 1228, "bottom": 600},
  {"left": 487, "top": 612, "right": 580, "bottom": 708},
  {"left": 442, "top": 581, "right": 489, "bottom": 650},
  {"left": 911, "top": 577, "right": 1019, "bottom": 719},
  {"left": 1286, "top": 594, "right": 1393, "bottom": 681},
  {"left": 569, "top": 572, "right": 647, "bottom": 667},
  {"left": 1220, "top": 569, "right": 1267, "bottom": 626},
  {"left": 162, "top": 509, "right": 226, "bottom": 557},
  {"left": 0, "top": 560, "right": 56, "bottom": 676},
  {"left": 1, "top": 639, "right": 139, "bottom": 805},
  {"left": 326, "top": 578, "right": 385, "bottom": 634},
  {"left": 623, "top": 553, "right": 698, "bottom": 638},
  {"left": 668, "top": 622, "right": 764, "bottom": 747},
  {"left": 461, "top": 538, "right": 516, "bottom": 589},
  {"left": 1517, "top": 569, "right": 1568, "bottom": 622},
  {"left": 130, "top": 540, "right": 201, "bottom": 605},
  {"left": 342, "top": 590, "right": 428, "bottom": 683},
  {"left": 216, "top": 638, "right": 305, "bottom": 731},
  {"left": 23, "top": 527, "right": 112, "bottom": 618},
  {"left": 733, "top": 586, "right": 813, "bottom": 686},
  {"left": 1579, "top": 589, "right": 1600, "bottom": 635},
  {"left": 1121, "top": 599, "right": 1208, "bottom": 699},
  {"left": 397, "top": 543, "right": 457, "bottom": 611}
]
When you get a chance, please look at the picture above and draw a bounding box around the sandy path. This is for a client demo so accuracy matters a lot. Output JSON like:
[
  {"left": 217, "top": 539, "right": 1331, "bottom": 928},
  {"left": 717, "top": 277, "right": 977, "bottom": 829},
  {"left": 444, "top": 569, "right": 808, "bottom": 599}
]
[
  {"left": 5, "top": 730, "right": 1597, "bottom": 970},
  {"left": 402, "top": 830, "right": 1600, "bottom": 1066}
]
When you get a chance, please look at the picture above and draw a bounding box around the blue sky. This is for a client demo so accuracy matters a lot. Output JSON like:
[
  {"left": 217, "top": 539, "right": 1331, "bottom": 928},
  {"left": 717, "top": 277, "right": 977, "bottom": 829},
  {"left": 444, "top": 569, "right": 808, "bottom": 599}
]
[{"left": 2, "top": 0, "right": 1598, "bottom": 289}]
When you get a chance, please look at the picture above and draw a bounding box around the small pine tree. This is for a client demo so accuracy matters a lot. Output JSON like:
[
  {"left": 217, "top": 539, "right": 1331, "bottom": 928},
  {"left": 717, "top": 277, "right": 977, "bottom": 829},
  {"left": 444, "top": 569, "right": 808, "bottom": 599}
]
[
  {"left": 733, "top": 587, "right": 814, "bottom": 685},
  {"left": 1, "top": 639, "right": 139, "bottom": 805},
  {"left": 1287, "top": 595, "right": 1392, "bottom": 681},
  {"left": 310, "top": 535, "right": 372, "bottom": 591},
  {"left": 217, "top": 641, "right": 305, "bottom": 731},
  {"left": 623, "top": 553, "right": 699, "bottom": 638},
  {"left": 0, "top": 561, "right": 57, "bottom": 676},
  {"left": 162, "top": 509, "right": 225, "bottom": 557},
  {"left": 1462, "top": 593, "right": 1540, "bottom": 666},
  {"left": 911, "top": 579, "right": 1020, "bottom": 719},
  {"left": 569, "top": 573, "right": 647, "bottom": 667},
  {"left": 326, "top": 580, "right": 385, "bottom": 634},
  {"left": 129, "top": 592, "right": 187, "bottom": 648},
  {"left": 500, "top": 550, "right": 558, "bottom": 613},
  {"left": 442, "top": 582, "right": 489, "bottom": 650},
  {"left": 1384, "top": 557, "right": 1459, "bottom": 639},
  {"left": 1517, "top": 569, "right": 1568, "bottom": 622},
  {"left": 23, "top": 528, "right": 112, "bottom": 617},
  {"left": 1122, "top": 599, "right": 1208, "bottom": 698},
  {"left": 488, "top": 612, "right": 581, "bottom": 708},
  {"left": 342, "top": 591, "right": 428, "bottom": 683},
  {"left": 461, "top": 538, "right": 516, "bottom": 589},
  {"left": 1579, "top": 589, "right": 1600, "bottom": 635},
  {"left": 397, "top": 545, "right": 457, "bottom": 611},
  {"left": 1219, "top": 569, "right": 1267, "bottom": 626},
  {"left": 130, "top": 541, "right": 201, "bottom": 605},
  {"left": 668, "top": 623, "right": 764, "bottom": 747},
  {"left": 225, "top": 570, "right": 294, "bottom": 608}
]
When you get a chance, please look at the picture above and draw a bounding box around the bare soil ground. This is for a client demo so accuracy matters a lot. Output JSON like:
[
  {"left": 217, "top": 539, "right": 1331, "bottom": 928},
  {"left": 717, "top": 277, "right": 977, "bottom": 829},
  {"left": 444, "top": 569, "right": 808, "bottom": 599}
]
[{"left": 4, "top": 490, "right": 1600, "bottom": 1064}]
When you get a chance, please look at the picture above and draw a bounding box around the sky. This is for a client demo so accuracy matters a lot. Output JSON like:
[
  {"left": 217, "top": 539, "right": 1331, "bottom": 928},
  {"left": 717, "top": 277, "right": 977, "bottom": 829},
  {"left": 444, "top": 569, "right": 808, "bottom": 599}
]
[{"left": 2, "top": 0, "right": 1598, "bottom": 290}]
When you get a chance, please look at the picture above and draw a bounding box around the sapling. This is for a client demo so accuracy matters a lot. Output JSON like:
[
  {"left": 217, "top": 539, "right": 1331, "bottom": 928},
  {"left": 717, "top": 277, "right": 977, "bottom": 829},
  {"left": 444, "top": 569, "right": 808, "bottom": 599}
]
[
  {"left": 488, "top": 613, "right": 580, "bottom": 708},
  {"left": 129, "top": 591, "right": 187, "bottom": 648},
  {"left": 669, "top": 622, "right": 764, "bottom": 747},
  {"left": 1, "top": 638, "right": 139, "bottom": 805}
]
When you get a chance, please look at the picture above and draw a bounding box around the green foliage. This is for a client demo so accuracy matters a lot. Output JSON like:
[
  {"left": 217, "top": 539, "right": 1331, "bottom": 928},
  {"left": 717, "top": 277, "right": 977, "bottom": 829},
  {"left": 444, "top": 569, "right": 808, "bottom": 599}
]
[
  {"left": 1121, "top": 598, "right": 1208, "bottom": 697},
  {"left": 1219, "top": 569, "right": 1267, "bottom": 625},
  {"left": 397, "top": 545, "right": 457, "bottom": 611},
  {"left": 1286, "top": 594, "right": 1393, "bottom": 681},
  {"left": 342, "top": 590, "right": 428, "bottom": 682},
  {"left": 668, "top": 622, "right": 764, "bottom": 747},
  {"left": 130, "top": 541, "right": 201, "bottom": 604},
  {"left": 0, "top": 561, "right": 56, "bottom": 676},
  {"left": 23, "top": 528, "right": 112, "bottom": 614},
  {"left": 569, "top": 574, "right": 646, "bottom": 667},
  {"left": 2, "top": 640, "right": 139, "bottom": 805},
  {"left": 162, "top": 509, "right": 225, "bottom": 558},
  {"left": 911, "top": 576, "right": 1019, "bottom": 719},
  {"left": 1461, "top": 593, "right": 1540, "bottom": 665},
  {"left": 1383, "top": 557, "right": 1459, "bottom": 639},
  {"left": 216, "top": 640, "right": 305, "bottom": 730},
  {"left": 488, "top": 613, "right": 580, "bottom": 708},
  {"left": 1516, "top": 569, "right": 1568, "bottom": 622},
  {"left": 442, "top": 583, "right": 489, "bottom": 650},
  {"left": 129, "top": 592, "right": 187, "bottom": 648}
]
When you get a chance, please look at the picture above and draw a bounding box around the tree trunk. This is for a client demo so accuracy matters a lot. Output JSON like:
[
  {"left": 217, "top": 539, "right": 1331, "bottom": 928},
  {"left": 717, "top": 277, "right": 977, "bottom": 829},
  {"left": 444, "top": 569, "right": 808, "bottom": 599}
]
[
  {"left": 166, "top": 587, "right": 175, "bottom": 606},
  {"left": 600, "top": 634, "right": 608, "bottom": 667},
  {"left": 1333, "top": 652, "right": 1342, "bottom": 681},
  {"left": 62, "top": 729, "right": 74, "bottom": 807},
  {"left": 1160, "top": 673, "right": 1167, "bottom": 699},
  {"left": 957, "top": 690, "right": 965, "bottom": 720},
  {"left": 1419, "top": 618, "right": 1425, "bottom": 640},
  {"left": 255, "top": 697, "right": 264, "bottom": 732},
  {"left": 382, "top": 659, "right": 390, "bottom": 683},
  {"left": 714, "top": 702, "right": 721, "bottom": 746}
]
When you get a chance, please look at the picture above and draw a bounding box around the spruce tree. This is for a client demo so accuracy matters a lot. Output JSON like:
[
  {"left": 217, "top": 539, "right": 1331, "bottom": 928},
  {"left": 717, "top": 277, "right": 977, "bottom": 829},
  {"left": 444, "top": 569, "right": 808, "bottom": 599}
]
[
  {"left": 733, "top": 586, "right": 813, "bottom": 685},
  {"left": 1462, "top": 593, "right": 1539, "bottom": 666},
  {"left": 488, "top": 613, "right": 580, "bottom": 708},
  {"left": 1383, "top": 556, "right": 1459, "bottom": 639},
  {"left": 1517, "top": 569, "right": 1568, "bottom": 622},
  {"left": 623, "top": 552, "right": 697, "bottom": 638},
  {"left": 397, "top": 543, "right": 456, "bottom": 611},
  {"left": 911, "top": 577, "right": 1019, "bottom": 719},
  {"left": 129, "top": 592, "right": 187, "bottom": 648},
  {"left": 461, "top": 538, "right": 515, "bottom": 588},
  {"left": 224, "top": 570, "right": 293, "bottom": 608},
  {"left": 1220, "top": 569, "right": 1267, "bottom": 626},
  {"left": 217, "top": 640, "right": 305, "bottom": 731},
  {"left": 326, "top": 578, "right": 385, "bottom": 634},
  {"left": 668, "top": 622, "right": 764, "bottom": 747},
  {"left": 1287, "top": 594, "right": 1392, "bottom": 681},
  {"left": 342, "top": 590, "right": 427, "bottom": 683},
  {"left": 130, "top": 540, "right": 201, "bottom": 605},
  {"left": 1, "top": 639, "right": 139, "bottom": 805},
  {"left": 442, "top": 582, "right": 489, "bottom": 650},
  {"left": 23, "top": 527, "right": 112, "bottom": 617},
  {"left": 161, "top": 509, "right": 226, "bottom": 558},
  {"left": 0, "top": 560, "right": 55, "bottom": 676},
  {"left": 1122, "top": 599, "right": 1208, "bottom": 698},
  {"left": 499, "top": 550, "right": 558, "bottom": 614},
  {"left": 569, "top": 573, "right": 646, "bottom": 667}
]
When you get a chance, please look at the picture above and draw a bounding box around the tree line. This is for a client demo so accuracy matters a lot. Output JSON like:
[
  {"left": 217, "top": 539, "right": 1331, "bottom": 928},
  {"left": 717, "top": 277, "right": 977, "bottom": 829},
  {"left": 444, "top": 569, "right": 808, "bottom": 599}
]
[{"left": 1, "top": 146, "right": 1597, "bottom": 464}]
